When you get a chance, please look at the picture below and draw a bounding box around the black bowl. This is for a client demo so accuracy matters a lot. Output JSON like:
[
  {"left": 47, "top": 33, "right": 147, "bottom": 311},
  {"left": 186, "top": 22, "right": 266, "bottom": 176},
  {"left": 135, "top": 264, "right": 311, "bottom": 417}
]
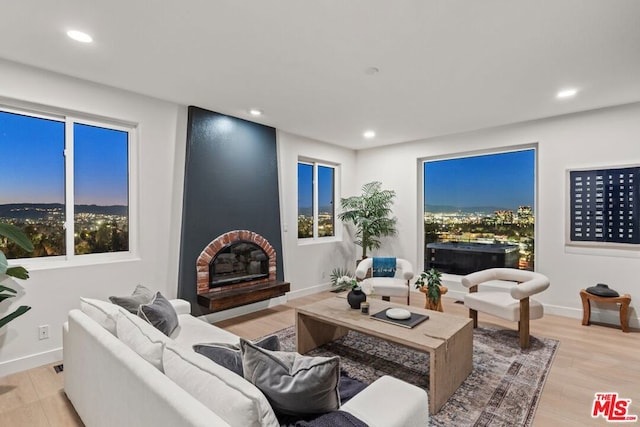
[{"left": 586, "top": 283, "right": 620, "bottom": 298}]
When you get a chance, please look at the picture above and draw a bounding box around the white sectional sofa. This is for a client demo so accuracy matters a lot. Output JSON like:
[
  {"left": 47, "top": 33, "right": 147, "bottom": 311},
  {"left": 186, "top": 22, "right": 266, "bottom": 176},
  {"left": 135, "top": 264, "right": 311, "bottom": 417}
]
[{"left": 63, "top": 297, "right": 429, "bottom": 427}]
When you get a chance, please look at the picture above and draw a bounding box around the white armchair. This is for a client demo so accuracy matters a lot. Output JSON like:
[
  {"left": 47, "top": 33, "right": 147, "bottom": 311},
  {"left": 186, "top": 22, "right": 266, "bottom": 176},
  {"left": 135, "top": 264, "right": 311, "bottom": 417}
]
[
  {"left": 356, "top": 258, "right": 413, "bottom": 305},
  {"left": 461, "top": 268, "right": 550, "bottom": 349}
]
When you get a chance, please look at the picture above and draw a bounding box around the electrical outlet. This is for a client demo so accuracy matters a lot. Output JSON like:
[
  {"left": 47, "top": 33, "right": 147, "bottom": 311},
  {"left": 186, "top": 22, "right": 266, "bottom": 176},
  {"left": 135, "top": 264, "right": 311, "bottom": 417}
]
[
  {"left": 321, "top": 271, "right": 326, "bottom": 279},
  {"left": 39, "top": 325, "right": 49, "bottom": 340}
]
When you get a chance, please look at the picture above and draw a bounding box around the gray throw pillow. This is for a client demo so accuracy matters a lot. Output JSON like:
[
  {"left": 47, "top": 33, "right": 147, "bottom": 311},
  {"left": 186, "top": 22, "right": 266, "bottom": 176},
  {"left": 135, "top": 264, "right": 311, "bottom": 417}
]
[
  {"left": 193, "top": 335, "right": 280, "bottom": 376},
  {"left": 137, "top": 292, "right": 179, "bottom": 336},
  {"left": 240, "top": 338, "right": 340, "bottom": 416},
  {"left": 109, "top": 284, "right": 155, "bottom": 313}
]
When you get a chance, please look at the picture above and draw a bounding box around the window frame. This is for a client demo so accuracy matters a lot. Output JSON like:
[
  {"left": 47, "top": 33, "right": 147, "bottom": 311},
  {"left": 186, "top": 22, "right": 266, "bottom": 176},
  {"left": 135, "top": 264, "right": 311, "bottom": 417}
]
[
  {"left": 0, "top": 100, "right": 139, "bottom": 268},
  {"left": 297, "top": 158, "right": 339, "bottom": 243},
  {"left": 419, "top": 144, "right": 537, "bottom": 275}
]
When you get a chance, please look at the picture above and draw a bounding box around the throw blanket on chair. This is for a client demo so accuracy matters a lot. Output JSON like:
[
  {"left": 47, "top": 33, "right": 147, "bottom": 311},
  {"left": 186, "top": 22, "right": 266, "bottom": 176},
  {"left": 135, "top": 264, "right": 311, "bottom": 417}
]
[{"left": 372, "top": 257, "right": 396, "bottom": 277}]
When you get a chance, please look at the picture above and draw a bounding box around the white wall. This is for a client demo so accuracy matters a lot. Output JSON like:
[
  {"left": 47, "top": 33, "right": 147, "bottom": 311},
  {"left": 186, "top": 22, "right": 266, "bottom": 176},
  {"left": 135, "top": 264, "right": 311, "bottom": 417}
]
[
  {"left": 277, "top": 131, "right": 358, "bottom": 296},
  {"left": 0, "top": 59, "right": 186, "bottom": 375},
  {"left": 356, "top": 102, "right": 640, "bottom": 328}
]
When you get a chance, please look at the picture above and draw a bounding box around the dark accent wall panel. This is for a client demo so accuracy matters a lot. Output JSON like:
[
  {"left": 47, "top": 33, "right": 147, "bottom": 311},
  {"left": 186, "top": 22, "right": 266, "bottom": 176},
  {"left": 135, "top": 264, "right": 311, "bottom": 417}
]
[{"left": 178, "top": 107, "right": 283, "bottom": 314}]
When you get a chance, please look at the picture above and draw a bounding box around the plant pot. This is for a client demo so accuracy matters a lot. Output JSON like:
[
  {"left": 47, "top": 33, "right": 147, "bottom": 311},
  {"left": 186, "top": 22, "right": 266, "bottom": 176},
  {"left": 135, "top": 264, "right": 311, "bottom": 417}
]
[
  {"left": 419, "top": 285, "right": 448, "bottom": 312},
  {"left": 347, "top": 287, "right": 367, "bottom": 309}
]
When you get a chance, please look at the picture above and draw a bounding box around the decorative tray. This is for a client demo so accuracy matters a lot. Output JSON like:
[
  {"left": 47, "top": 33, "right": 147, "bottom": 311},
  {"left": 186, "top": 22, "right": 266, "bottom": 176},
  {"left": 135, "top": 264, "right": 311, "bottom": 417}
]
[{"left": 370, "top": 308, "right": 429, "bottom": 329}]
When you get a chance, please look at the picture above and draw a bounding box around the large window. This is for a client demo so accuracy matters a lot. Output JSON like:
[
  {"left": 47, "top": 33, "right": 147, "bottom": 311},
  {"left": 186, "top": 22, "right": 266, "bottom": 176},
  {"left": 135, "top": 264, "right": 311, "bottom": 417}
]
[
  {"left": 423, "top": 148, "right": 535, "bottom": 274},
  {"left": 0, "top": 108, "right": 132, "bottom": 260},
  {"left": 298, "top": 161, "right": 335, "bottom": 239}
]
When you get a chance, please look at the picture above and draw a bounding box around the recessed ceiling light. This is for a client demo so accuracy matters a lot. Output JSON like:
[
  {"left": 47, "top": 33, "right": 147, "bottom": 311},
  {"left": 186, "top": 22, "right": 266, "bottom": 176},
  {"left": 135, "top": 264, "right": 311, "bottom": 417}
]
[
  {"left": 556, "top": 88, "right": 578, "bottom": 99},
  {"left": 67, "top": 30, "right": 93, "bottom": 43},
  {"left": 249, "top": 109, "right": 262, "bottom": 116},
  {"left": 363, "top": 130, "right": 376, "bottom": 139}
]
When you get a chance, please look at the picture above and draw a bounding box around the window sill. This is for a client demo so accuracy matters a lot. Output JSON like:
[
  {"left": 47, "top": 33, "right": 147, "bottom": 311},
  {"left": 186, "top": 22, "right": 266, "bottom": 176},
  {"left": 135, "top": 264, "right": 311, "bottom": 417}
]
[
  {"left": 297, "top": 236, "right": 342, "bottom": 246},
  {"left": 8, "top": 252, "right": 141, "bottom": 272}
]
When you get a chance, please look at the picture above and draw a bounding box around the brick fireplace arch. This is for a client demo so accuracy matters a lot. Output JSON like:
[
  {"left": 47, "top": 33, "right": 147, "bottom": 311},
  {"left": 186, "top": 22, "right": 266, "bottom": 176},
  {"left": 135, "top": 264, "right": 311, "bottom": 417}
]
[{"left": 196, "top": 230, "right": 276, "bottom": 295}]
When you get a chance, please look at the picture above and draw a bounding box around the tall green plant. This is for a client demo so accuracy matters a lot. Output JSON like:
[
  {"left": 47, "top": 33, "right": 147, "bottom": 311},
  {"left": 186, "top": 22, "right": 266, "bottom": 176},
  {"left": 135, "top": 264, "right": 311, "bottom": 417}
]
[
  {"left": 0, "top": 223, "right": 34, "bottom": 329},
  {"left": 338, "top": 181, "right": 397, "bottom": 259}
]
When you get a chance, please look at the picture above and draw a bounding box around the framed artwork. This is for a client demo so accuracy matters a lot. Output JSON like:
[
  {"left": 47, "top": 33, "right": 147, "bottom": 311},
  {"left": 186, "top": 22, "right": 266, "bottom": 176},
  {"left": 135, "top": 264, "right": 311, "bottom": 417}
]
[{"left": 566, "top": 165, "right": 640, "bottom": 248}]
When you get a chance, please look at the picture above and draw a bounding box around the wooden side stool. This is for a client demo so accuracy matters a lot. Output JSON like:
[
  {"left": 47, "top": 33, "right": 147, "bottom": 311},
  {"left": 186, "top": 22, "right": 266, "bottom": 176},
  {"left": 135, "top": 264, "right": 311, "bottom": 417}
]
[{"left": 580, "top": 289, "right": 632, "bottom": 332}]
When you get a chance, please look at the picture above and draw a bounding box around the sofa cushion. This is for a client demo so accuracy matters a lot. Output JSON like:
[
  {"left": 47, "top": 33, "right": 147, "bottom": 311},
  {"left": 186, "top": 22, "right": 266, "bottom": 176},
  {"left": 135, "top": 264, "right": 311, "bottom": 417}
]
[
  {"left": 163, "top": 343, "right": 279, "bottom": 427},
  {"left": 79, "top": 297, "right": 121, "bottom": 335},
  {"left": 109, "top": 284, "right": 155, "bottom": 313},
  {"left": 138, "top": 292, "right": 179, "bottom": 336},
  {"left": 170, "top": 314, "right": 239, "bottom": 348},
  {"left": 193, "top": 335, "right": 280, "bottom": 376},
  {"left": 240, "top": 338, "right": 340, "bottom": 416},
  {"left": 116, "top": 308, "right": 170, "bottom": 371}
]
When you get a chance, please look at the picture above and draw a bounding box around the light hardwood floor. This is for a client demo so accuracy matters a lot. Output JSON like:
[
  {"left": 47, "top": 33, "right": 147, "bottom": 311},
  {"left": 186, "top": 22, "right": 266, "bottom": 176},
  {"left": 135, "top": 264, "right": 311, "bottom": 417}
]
[{"left": 1, "top": 291, "right": 637, "bottom": 426}]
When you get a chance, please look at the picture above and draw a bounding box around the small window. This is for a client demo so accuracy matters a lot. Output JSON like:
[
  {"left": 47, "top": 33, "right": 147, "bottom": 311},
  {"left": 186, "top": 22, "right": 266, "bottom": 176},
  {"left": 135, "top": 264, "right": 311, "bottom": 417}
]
[
  {"left": 0, "top": 108, "right": 133, "bottom": 260},
  {"left": 298, "top": 161, "right": 336, "bottom": 239}
]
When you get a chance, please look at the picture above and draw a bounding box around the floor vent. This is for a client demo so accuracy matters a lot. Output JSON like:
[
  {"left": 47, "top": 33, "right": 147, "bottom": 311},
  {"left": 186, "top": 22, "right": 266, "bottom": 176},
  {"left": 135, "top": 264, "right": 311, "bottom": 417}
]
[{"left": 53, "top": 364, "right": 64, "bottom": 373}]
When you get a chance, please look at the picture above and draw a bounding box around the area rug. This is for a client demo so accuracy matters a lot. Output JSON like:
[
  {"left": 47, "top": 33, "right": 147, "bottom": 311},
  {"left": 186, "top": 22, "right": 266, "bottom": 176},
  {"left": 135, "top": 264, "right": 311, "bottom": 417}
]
[{"left": 273, "top": 326, "right": 558, "bottom": 427}]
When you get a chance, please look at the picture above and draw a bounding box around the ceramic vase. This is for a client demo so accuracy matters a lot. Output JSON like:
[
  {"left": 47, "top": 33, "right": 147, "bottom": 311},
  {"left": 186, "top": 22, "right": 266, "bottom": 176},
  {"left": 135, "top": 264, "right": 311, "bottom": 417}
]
[{"left": 347, "top": 287, "right": 367, "bottom": 309}]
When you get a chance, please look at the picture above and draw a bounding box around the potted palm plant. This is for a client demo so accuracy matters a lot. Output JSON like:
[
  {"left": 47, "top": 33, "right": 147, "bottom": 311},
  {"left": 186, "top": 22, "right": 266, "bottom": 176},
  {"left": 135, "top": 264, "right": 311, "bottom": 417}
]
[
  {"left": 338, "top": 181, "right": 397, "bottom": 260},
  {"left": 414, "top": 268, "right": 448, "bottom": 312},
  {"left": 0, "top": 222, "right": 34, "bottom": 329}
]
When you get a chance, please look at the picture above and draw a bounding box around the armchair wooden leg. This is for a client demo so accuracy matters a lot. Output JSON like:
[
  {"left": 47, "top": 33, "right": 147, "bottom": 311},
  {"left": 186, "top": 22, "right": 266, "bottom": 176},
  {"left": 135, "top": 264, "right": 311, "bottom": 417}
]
[
  {"left": 469, "top": 309, "right": 478, "bottom": 328},
  {"left": 406, "top": 280, "right": 410, "bottom": 306},
  {"left": 519, "top": 298, "right": 530, "bottom": 349}
]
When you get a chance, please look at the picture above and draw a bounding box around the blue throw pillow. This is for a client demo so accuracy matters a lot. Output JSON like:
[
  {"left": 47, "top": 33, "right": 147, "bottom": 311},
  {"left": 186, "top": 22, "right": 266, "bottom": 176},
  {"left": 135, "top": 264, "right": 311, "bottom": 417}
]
[{"left": 372, "top": 257, "right": 396, "bottom": 277}]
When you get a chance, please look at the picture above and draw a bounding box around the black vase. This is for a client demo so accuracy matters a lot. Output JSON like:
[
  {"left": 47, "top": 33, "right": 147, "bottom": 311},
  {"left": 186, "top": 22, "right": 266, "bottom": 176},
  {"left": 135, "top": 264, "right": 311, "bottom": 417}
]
[{"left": 347, "top": 287, "right": 367, "bottom": 309}]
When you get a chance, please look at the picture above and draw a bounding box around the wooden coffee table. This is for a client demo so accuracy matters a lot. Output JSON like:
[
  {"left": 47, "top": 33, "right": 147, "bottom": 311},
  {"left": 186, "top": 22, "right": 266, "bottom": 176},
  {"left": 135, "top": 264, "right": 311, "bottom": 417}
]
[{"left": 295, "top": 297, "right": 473, "bottom": 414}]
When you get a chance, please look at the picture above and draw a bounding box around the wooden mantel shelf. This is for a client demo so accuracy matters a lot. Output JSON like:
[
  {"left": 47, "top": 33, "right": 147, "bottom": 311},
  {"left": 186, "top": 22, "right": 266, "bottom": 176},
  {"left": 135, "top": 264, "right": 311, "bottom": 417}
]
[{"left": 197, "top": 280, "right": 290, "bottom": 312}]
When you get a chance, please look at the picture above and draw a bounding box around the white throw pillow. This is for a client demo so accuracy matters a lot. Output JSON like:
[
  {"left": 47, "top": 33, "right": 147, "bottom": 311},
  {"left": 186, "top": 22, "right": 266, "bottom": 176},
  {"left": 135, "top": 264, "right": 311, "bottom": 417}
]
[
  {"left": 79, "top": 297, "right": 122, "bottom": 335},
  {"left": 163, "top": 343, "right": 279, "bottom": 427},
  {"left": 116, "top": 308, "right": 170, "bottom": 371}
]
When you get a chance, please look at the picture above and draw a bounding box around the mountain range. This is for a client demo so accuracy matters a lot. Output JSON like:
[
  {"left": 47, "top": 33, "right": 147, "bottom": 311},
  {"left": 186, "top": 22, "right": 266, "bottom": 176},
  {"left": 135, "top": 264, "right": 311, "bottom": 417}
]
[
  {"left": 0, "top": 203, "right": 127, "bottom": 219},
  {"left": 424, "top": 204, "right": 515, "bottom": 214}
]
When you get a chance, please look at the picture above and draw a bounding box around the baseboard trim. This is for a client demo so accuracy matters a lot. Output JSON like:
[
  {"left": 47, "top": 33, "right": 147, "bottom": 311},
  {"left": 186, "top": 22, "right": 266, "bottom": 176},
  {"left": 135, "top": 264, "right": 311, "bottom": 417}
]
[{"left": 0, "top": 347, "right": 63, "bottom": 377}]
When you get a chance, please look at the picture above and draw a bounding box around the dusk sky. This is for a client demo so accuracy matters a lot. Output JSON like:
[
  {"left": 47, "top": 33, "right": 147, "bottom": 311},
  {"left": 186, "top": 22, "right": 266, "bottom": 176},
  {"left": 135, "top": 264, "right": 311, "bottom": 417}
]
[
  {"left": 0, "top": 111, "right": 128, "bottom": 206},
  {"left": 424, "top": 149, "right": 535, "bottom": 211},
  {"left": 298, "top": 163, "right": 334, "bottom": 210}
]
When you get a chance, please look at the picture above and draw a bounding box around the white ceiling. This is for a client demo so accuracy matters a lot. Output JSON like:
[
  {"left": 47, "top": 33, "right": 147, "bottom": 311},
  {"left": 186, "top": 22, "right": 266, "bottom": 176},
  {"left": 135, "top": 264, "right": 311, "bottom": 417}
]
[{"left": 1, "top": 1, "right": 639, "bottom": 149}]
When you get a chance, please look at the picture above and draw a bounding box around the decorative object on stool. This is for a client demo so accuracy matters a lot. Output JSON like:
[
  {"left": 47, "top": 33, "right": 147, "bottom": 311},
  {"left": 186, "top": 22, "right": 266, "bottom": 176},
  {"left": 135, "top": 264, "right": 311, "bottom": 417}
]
[
  {"left": 580, "top": 289, "right": 631, "bottom": 332},
  {"left": 585, "top": 283, "right": 620, "bottom": 298},
  {"left": 414, "top": 268, "right": 447, "bottom": 312},
  {"left": 347, "top": 286, "right": 367, "bottom": 310}
]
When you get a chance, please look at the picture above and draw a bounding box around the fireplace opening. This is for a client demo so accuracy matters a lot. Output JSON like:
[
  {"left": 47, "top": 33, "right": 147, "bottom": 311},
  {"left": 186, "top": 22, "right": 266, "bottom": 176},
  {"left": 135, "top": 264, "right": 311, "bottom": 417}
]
[{"left": 209, "top": 241, "right": 269, "bottom": 288}]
